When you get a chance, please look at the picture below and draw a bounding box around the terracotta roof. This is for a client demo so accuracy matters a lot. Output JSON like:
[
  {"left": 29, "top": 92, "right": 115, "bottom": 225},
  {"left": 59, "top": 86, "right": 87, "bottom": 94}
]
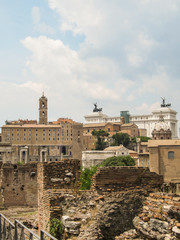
[
  {"left": 83, "top": 122, "right": 121, "bottom": 128},
  {"left": 129, "top": 149, "right": 138, "bottom": 154},
  {"left": 121, "top": 123, "right": 138, "bottom": 127},
  {"left": 2, "top": 124, "right": 62, "bottom": 128},
  {"left": 104, "top": 144, "right": 127, "bottom": 151}
]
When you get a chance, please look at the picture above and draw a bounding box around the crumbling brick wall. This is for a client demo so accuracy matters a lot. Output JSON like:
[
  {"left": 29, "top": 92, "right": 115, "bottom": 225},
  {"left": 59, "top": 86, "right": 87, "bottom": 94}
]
[
  {"left": 37, "top": 159, "right": 81, "bottom": 230},
  {"left": 1, "top": 163, "right": 37, "bottom": 207},
  {"left": 92, "top": 166, "right": 163, "bottom": 192},
  {"left": 133, "top": 192, "right": 180, "bottom": 239}
]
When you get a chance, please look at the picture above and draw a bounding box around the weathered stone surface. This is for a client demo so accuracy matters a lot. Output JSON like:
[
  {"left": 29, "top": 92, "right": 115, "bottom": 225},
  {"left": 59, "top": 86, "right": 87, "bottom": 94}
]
[
  {"left": 172, "top": 226, "right": 180, "bottom": 238},
  {"left": 131, "top": 193, "right": 180, "bottom": 240}
]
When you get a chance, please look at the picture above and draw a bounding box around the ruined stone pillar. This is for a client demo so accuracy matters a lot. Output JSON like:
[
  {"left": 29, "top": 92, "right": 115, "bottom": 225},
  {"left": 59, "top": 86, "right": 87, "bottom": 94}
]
[
  {"left": 20, "top": 150, "right": 23, "bottom": 163},
  {"left": 45, "top": 151, "right": 48, "bottom": 162},
  {"left": 25, "top": 150, "right": 28, "bottom": 164}
]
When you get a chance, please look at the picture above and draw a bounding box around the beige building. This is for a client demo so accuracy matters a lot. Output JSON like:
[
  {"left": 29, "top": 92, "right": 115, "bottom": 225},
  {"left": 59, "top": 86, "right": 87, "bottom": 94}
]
[
  {"left": 0, "top": 94, "right": 83, "bottom": 163},
  {"left": 148, "top": 140, "right": 180, "bottom": 183},
  {"left": 83, "top": 122, "right": 139, "bottom": 150}
]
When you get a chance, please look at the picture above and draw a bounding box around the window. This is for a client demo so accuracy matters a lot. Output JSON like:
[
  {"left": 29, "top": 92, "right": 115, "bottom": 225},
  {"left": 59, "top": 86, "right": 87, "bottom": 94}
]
[
  {"left": 168, "top": 151, "right": 174, "bottom": 159},
  {"left": 108, "top": 128, "right": 110, "bottom": 132}
]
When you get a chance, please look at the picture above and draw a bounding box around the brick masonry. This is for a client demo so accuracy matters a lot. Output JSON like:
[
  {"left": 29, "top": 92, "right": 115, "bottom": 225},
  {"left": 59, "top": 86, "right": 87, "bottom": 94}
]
[
  {"left": 0, "top": 163, "right": 37, "bottom": 207},
  {"left": 133, "top": 192, "right": 180, "bottom": 239},
  {"left": 37, "top": 159, "right": 81, "bottom": 230},
  {"left": 92, "top": 166, "right": 163, "bottom": 192}
]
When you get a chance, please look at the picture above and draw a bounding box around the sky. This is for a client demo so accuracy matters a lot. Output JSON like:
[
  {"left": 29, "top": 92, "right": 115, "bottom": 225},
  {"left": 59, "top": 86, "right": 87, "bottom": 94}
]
[{"left": 1, "top": 0, "right": 180, "bottom": 128}]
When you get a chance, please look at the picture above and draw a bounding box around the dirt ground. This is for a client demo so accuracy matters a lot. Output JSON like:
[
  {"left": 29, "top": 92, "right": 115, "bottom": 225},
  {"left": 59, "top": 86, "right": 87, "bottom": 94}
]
[{"left": 0, "top": 207, "right": 38, "bottom": 233}]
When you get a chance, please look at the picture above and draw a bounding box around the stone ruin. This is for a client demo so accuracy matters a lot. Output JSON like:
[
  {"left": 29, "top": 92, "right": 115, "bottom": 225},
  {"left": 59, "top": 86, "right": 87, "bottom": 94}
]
[{"left": 0, "top": 160, "right": 179, "bottom": 239}]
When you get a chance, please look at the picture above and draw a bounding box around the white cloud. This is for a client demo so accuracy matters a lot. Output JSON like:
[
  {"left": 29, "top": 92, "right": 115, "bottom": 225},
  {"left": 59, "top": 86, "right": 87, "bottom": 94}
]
[
  {"left": 135, "top": 102, "right": 161, "bottom": 114},
  {"left": 13, "top": 0, "right": 180, "bottom": 124},
  {"left": 32, "top": 6, "right": 40, "bottom": 24},
  {"left": 138, "top": 67, "right": 171, "bottom": 94},
  {"left": 31, "top": 6, "right": 55, "bottom": 34},
  {"left": 21, "top": 36, "right": 127, "bottom": 99}
]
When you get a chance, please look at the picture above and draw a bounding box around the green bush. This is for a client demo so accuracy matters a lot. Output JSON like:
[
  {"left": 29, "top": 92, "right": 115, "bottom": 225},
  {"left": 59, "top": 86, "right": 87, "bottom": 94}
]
[
  {"left": 79, "top": 166, "right": 98, "bottom": 190},
  {"left": 99, "top": 155, "right": 136, "bottom": 167},
  {"left": 131, "top": 136, "right": 151, "bottom": 143},
  {"left": 49, "top": 218, "right": 64, "bottom": 239}
]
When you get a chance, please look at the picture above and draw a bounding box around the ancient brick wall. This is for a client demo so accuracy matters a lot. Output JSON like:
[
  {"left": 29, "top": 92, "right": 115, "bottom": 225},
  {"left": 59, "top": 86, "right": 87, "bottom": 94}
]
[
  {"left": 37, "top": 160, "right": 81, "bottom": 230},
  {"left": 1, "top": 163, "right": 37, "bottom": 207},
  {"left": 133, "top": 192, "right": 180, "bottom": 239},
  {"left": 92, "top": 166, "right": 163, "bottom": 192}
]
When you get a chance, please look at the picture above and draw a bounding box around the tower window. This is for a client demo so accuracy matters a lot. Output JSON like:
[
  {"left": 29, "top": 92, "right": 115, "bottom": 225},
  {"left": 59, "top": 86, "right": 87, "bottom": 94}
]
[
  {"left": 42, "top": 102, "right": 45, "bottom": 108},
  {"left": 42, "top": 111, "right": 45, "bottom": 116},
  {"left": 168, "top": 151, "right": 174, "bottom": 159}
]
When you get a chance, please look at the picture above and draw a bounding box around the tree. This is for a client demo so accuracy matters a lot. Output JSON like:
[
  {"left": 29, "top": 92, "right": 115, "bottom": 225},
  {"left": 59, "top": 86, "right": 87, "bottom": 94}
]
[
  {"left": 100, "top": 155, "right": 135, "bottom": 167},
  {"left": 111, "top": 133, "right": 130, "bottom": 147},
  {"left": 92, "top": 129, "right": 109, "bottom": 150},
  {"left": 131, "top": 136, "right": 151, "bottom": 143},
  {"left": 80, "top": 166, "right": 98, "bottom": 190}
]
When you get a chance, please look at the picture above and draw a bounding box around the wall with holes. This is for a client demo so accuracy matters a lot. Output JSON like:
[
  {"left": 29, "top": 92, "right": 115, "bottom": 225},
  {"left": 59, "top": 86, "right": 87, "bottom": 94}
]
[{"left": 1, "top": 163, "right": 37, "bottom": 207}]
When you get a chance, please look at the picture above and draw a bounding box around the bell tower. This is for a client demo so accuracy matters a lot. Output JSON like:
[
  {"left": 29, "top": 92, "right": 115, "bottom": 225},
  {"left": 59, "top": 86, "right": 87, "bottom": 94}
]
[{"left": 39, "top": 92, "right": 48, "bottom": 124}]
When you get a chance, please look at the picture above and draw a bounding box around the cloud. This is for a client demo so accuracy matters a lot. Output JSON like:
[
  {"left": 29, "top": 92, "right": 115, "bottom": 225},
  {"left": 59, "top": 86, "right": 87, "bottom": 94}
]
[
  {"left": 21, "top": 36, "right": 131, "bottom": 101},
  {"left": 32, "top": 6, "right": 40, "bottom": 24},
  {"left": 31, "top": 6, "right": 55, "bottom": 34},
  {"left": 16, "top": 0, "right": 180, "bottom": 124},
  {"left": 138, "top": 68, "right": 171, "bottom": 94}
]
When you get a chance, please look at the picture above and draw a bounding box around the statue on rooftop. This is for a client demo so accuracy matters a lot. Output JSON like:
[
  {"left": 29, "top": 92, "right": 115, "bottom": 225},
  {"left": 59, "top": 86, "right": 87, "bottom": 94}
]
[
  {"left": 93, "top": 103, "right": 102, "bottom": 112},
  {"left": 161, "top": 97, "right": 171, "bottom": 108}
]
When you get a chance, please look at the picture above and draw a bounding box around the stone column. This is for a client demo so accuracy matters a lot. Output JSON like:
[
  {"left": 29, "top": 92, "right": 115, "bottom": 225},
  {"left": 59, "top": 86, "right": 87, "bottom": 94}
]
[
  {"left": 24, "top": 150, "right": 28, "bottom": 164},
  {"left": 20, "top": 150, "right": 23, "bottom": 163}
]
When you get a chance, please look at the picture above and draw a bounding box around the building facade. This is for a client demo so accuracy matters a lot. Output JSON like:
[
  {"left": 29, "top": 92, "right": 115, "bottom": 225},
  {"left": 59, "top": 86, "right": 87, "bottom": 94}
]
[
  {"left": 84, "top": 102, "right": 178, "bottom": 138},
  {"left": 148, "top": 140, "right": 180, "bottom": 183},
  {"left": 0, "top": 94, "right": 83, "bottom": 163}
]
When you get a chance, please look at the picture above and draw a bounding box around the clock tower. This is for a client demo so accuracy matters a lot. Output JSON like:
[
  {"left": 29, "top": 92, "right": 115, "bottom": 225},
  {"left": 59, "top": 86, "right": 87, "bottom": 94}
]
[{"left": 39, "top": 92, "right": 48, "bottom": 124}]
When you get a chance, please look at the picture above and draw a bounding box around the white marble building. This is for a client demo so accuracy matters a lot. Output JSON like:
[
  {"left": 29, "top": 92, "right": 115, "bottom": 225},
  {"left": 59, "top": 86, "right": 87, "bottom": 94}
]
[
  {"left": 130, "top": 107, "right": 178, "bottom": 138},
  {"left": 84, "top": 105, "right": 178, "bottom": 138}
]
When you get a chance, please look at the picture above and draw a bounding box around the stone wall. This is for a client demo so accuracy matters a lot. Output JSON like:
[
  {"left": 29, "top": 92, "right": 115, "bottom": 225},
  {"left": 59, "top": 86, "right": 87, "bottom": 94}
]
[
  {"left": 37, "top": 160, "right": 81, "bottom": 231},
  {"left": 92, "top": 166, "right": 163, "bottom": 193},
  {"left": 1, "top": 163, "right": 37, "bottom": 207},
  {"left": 133, "top": 192, "right": 180, "bottom": 239}
]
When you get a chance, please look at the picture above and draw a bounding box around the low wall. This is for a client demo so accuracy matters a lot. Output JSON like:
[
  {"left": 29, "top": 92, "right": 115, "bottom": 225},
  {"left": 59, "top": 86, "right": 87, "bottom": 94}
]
[
  {"left": 92, "top": 166, "right": 163, "bottom": 192},
  {"left": 1, "top": 163, "right": 38, "bottom": 207}
]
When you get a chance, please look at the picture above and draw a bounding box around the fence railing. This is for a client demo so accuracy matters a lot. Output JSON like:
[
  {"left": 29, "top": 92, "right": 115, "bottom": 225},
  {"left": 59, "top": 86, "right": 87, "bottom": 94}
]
[{"left": 0, "top": 213, "right": 58, "bottom": 240}]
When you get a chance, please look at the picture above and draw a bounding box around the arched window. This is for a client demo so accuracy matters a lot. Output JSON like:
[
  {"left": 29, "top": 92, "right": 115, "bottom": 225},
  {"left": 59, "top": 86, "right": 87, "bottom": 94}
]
[{"left": 168, "top": 151, "right": 174, "bottom": 159}]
